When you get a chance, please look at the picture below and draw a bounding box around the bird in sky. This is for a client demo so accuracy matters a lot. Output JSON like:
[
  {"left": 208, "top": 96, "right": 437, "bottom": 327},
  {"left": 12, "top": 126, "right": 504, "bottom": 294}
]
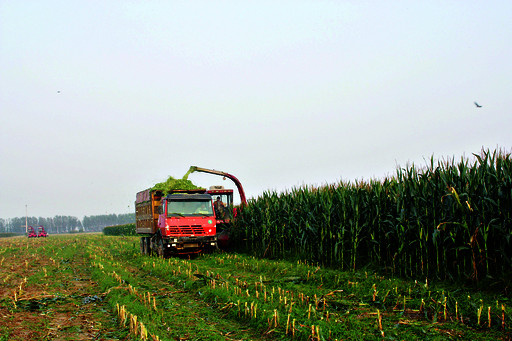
[{"left": 474, "top": 101, "right": 482, "bottom": 108}]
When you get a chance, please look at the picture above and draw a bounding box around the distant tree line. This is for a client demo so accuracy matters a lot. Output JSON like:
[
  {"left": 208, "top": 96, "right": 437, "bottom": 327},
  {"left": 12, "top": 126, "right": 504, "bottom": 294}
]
[
  {"left": 82, "top": 214, "right": 135, "bottom": 231},
  {"left": 0, "top": 213, "right": 135, "bottom": 234}
]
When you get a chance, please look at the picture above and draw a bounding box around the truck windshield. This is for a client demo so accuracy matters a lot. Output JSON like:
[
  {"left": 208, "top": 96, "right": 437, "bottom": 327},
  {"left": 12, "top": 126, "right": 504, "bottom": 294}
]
[{"left": 167, "top": 200, "right": 213, "bottom": 217}]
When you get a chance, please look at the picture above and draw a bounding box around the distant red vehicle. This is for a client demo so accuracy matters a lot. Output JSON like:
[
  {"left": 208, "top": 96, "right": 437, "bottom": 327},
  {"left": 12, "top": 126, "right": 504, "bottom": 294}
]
[
  {"left": 27, "top": 226, "right": 37, "bottom": 238},
  {"left": 38, "top": 225, "right": 48, "bottom": 237}
]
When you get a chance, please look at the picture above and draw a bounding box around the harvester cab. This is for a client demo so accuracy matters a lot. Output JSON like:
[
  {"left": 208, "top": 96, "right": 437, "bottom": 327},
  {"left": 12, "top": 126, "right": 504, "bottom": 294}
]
[
  {"left": 208, "top": 186, "right": 234, "bottom": 223},
  {"left": 27, "top": 226, "right": 37, "bottom": 238},
  {"left": 190, "top": 167, "right": 247, "bottom": 249},
  {"left": 191, "top": 166, "right": 247, "bottom": 205},
  {"left": 38, "top": 225, "right": 48, "bottom": 237}
]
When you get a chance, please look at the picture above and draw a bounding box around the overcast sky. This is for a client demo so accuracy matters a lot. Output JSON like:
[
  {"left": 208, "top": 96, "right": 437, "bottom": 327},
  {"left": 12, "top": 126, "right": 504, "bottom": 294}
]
[{"left": 1, "top": 1, "right": 511, "bottom": 219}]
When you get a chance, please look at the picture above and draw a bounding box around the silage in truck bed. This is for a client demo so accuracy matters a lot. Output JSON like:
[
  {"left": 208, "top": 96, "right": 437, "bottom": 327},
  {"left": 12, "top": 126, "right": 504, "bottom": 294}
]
[{"left": 151, "top": 168, "right": 204, "bottom": 194}]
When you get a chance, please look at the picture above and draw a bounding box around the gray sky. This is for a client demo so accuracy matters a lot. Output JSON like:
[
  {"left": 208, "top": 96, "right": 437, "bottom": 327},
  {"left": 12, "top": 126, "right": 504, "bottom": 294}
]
[{"left": 1, "top": 1, "right": 511, "bottom": 219}]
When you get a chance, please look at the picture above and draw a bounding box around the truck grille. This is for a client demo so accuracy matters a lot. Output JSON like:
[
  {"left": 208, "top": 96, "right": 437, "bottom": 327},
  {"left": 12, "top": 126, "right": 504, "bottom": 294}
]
[{"left": 168, "top": 225, "right": 206, "bottom": 235}]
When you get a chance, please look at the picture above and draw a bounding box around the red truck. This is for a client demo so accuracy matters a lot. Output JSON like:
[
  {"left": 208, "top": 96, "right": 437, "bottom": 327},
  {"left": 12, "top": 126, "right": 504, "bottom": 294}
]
[
  {"left": 136, "top": 189, "right": 217, "bottom": 256},
  {"left": 135, "top": 167, "right": 247, "bottom": 256}
]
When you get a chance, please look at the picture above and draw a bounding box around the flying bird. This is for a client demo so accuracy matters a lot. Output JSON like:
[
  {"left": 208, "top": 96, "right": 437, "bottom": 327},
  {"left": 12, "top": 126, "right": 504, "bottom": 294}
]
[{"left": 474, "top": 101, "right": 482, "bottom": 108}]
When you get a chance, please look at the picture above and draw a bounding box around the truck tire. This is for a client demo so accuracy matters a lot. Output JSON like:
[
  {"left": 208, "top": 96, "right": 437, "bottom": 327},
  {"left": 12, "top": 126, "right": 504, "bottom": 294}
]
[
  {"left": 150, "top": 236, "right": 158, "bottom": 256},
  {"left": 157, "top": 237, "right": 165, "bottom": 258},
  {"left": 146, "top": 237, "right": 152, "bottom": 255},
  {"left": 138, "top": 236, "right": 152, "bottom": 256}
]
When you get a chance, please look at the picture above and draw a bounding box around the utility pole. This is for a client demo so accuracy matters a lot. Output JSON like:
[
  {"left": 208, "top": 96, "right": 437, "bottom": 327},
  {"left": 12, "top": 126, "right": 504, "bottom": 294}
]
[{"left": 25, "top": 204, "right": 28, "bottom": 234}]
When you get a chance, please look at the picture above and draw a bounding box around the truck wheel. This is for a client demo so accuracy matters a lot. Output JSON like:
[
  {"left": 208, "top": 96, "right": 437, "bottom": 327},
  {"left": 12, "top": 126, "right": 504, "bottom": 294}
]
[
  {"left": 146, "top": 237, "right": 152, "bottom": 255},
  {"left": 141, "top": 237, "right": 151, "bottom": 255},
  {"left": 150, "top": 236, "right": 158, "bottom": 256},
  {"left": 157, "top": 238, "right": 165, "bottom": 258},
  {"left": 140, "top": 238, "right": 145, "bottom": 255}
]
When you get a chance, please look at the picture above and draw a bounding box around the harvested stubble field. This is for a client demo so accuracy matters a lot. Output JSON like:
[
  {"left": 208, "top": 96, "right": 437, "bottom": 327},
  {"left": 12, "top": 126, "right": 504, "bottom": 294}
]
[{"left": 0, "top": 234, "right": 510, "bottom": 341}]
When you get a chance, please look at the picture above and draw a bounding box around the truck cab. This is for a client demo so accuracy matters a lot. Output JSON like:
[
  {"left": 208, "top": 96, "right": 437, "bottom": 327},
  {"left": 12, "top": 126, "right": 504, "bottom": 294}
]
[
  {"left": 136, "top": 189, "right": 217, "bottom": 256},
  {"left": 159, "top": 192, "right": 217, "bottom": 246}
]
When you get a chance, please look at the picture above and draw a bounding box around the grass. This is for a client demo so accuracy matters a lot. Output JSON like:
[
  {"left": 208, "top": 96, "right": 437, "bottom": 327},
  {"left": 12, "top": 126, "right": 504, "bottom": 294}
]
[{"left": 1, "top": 234, "right": 510, "bottom": 340}]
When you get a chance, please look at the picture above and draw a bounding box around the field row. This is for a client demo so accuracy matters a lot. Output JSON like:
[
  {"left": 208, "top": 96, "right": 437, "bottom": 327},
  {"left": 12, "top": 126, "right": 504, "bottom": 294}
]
[{"left": 0, "top": 234, "right": 510, "bottom": 340}]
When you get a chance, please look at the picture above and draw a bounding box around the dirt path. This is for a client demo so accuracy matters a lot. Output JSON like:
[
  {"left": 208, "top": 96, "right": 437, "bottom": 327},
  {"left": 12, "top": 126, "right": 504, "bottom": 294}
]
[
  {"left": 1, "top": 236, "right": 276, "bottom": 340},
  {"left": 0, "top": 237, "right": 122, "bottom": 340}
]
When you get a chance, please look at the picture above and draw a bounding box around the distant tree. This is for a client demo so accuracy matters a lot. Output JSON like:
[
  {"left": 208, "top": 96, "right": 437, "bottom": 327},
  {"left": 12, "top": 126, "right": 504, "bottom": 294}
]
[
  {"left": 10, "top": 217, "right": 24, "bottom": 233},
  {"left": 1, "top": 213, "right": 134, "bottom": 234},
  {"left": 82, "top": 213, "right": 134, "bottom": 231}
]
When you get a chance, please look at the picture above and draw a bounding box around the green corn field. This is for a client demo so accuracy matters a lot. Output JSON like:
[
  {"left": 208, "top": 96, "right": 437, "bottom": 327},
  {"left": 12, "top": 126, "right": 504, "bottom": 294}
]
[{"left": 232, "top": 148, "right": 512, "bottom": 284}]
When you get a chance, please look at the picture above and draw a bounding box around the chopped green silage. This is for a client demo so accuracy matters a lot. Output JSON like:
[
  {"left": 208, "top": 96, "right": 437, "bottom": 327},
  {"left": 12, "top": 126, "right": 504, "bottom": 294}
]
[
  {"left": 151, "top": 168, "right": 203, "bottom": 194},
  {"left": 182, "top": 166, "right": 197, "bottom": 180}
]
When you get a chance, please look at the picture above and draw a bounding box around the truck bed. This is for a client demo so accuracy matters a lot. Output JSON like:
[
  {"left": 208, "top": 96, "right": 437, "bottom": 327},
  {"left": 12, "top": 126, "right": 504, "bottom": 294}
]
[{"left": 135, "top": 189, "right": 162, "bottom": 234}]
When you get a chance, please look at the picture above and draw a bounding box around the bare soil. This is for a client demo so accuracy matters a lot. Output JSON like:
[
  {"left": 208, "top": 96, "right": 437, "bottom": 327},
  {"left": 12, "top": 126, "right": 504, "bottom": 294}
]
[{"left": 0, "top": 237, "right": 120, "bottom": 340}]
